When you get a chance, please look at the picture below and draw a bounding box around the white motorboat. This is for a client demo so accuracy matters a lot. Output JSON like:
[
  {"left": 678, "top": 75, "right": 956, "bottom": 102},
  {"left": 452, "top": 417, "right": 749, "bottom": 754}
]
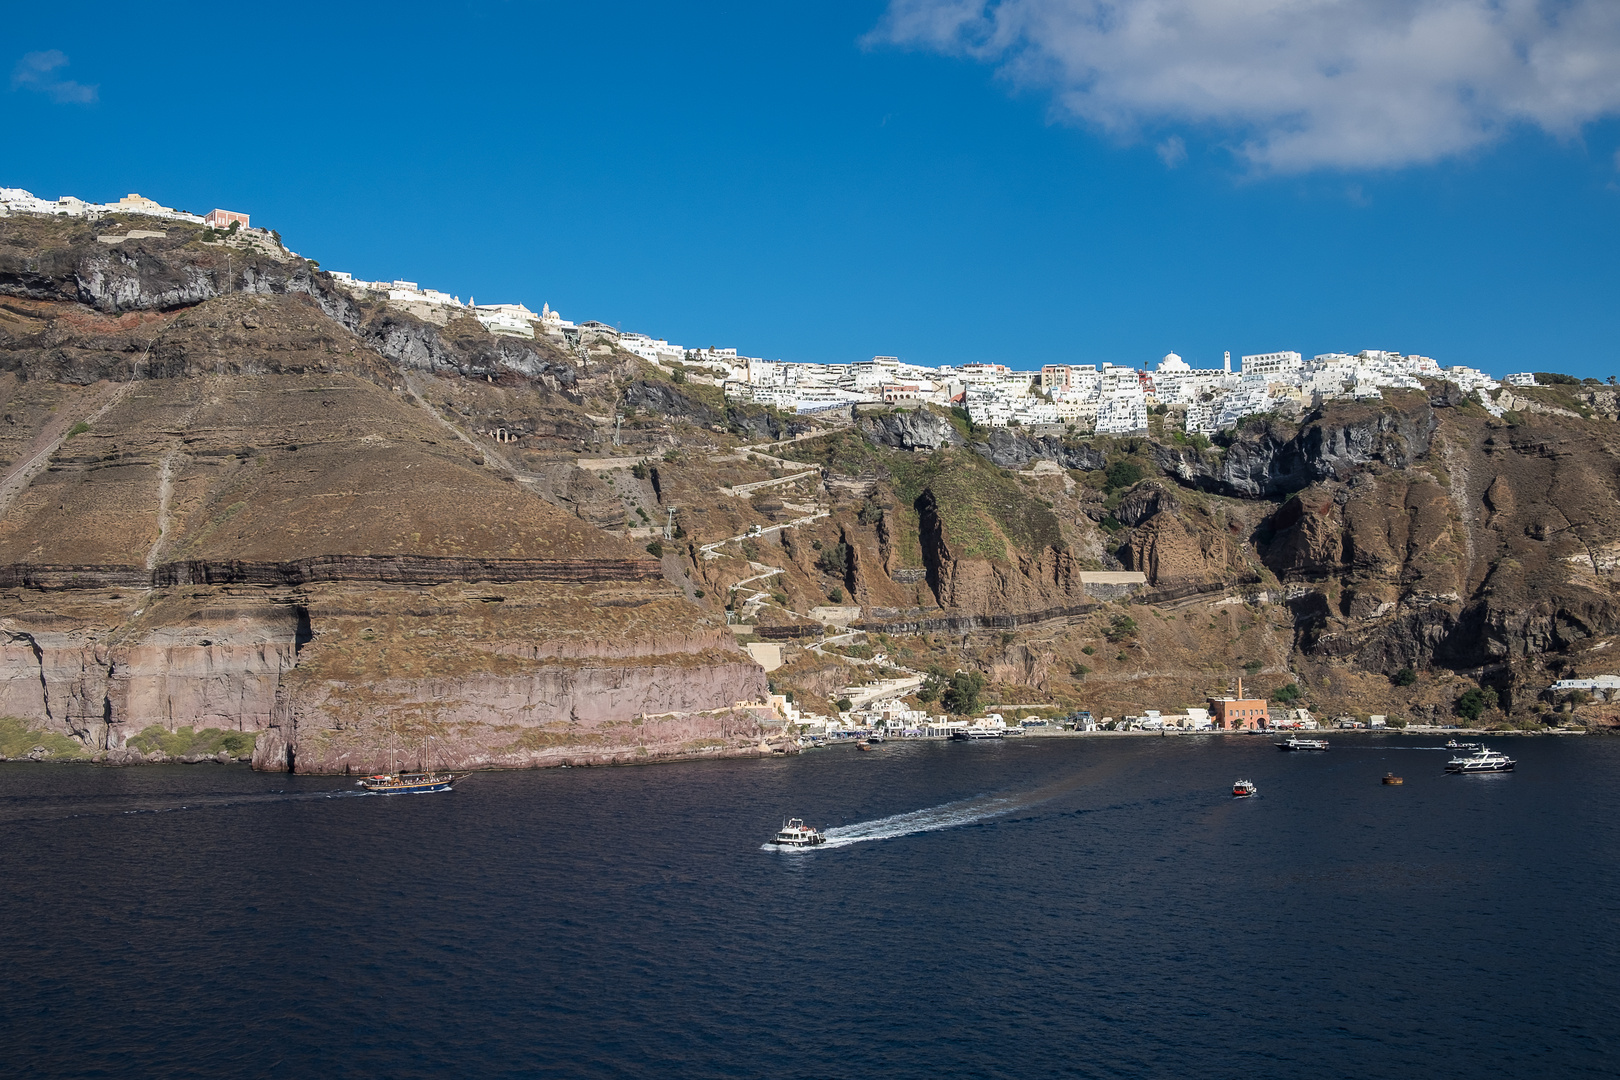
[
  {"left": 1276, "top": 737, "right": 1329, "bottom": 752},
  {"left": 1445, "top": 745, "right": 1515, "bottom": 773},
  {"left": 769, "top": 818, "right": 827, "bottom": 847}
]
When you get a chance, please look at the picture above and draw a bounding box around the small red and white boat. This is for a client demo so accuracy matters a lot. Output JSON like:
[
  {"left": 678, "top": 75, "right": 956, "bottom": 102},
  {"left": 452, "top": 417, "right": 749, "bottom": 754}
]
[{"left": 1232, "top": 779, "right": 1257, "bottom": 798}]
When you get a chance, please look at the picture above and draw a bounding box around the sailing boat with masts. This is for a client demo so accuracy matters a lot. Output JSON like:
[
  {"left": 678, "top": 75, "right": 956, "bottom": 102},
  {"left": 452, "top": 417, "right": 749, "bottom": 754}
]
[{"left": 357, "top": 726, "right": 467, "bottom": 794}]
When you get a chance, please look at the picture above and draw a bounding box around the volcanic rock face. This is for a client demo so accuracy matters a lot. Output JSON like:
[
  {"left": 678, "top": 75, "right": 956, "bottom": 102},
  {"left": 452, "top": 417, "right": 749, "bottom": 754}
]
[
  {"left": 858, "top": 409, "right": 965, "bottom": 453},
  {"left": 971, "top": 428, "right": 1105, "bottom": 471},
  {"left": 0, "top": 217, "right": 772, "bottom": 770},
  {"left": 8, "top": 212, "right": 1620, "bottom": 739},
  {"left": 1153, "top": 395, "right": 1437, "bottom": 498},
  {"left": 1255, "top": 411, "right": 1620, "bottom": 709}
]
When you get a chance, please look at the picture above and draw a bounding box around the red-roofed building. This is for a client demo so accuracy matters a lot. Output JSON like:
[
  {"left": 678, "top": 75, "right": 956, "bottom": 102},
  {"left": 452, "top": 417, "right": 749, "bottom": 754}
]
[{"left": 205, "top": 208, "right": 249, "bottom": 230}]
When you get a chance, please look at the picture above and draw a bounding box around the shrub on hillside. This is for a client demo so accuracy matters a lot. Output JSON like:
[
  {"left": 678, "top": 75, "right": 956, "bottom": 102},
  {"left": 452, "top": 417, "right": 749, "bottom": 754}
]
[
  {"left": 942, "top": 671, "right": 987, "bottom": 715},
  {"left": 1104, "top": 460, "right": 1145, "bottom": 492},
  {"left": 1454, "top": 687, "right": 1498, "bottom": 722},
  {"left": 817, "top": 541, "right": 850, "bottom": 577}
]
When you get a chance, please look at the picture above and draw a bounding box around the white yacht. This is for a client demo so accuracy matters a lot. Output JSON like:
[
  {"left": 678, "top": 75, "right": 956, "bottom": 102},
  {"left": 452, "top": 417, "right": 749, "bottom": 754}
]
[
  {"left": 769, "top": 818, "right": 827, "bottom": 847},
  {"left": 1276, "top": 737, "right": 1329, "bottom": 752},
  {"left": 1445, "top": 745, "right": 1515, "bottom": 773}
]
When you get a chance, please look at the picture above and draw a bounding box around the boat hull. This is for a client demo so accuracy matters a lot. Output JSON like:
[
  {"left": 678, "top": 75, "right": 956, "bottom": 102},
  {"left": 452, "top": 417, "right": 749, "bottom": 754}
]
[
  {"left": 362, "top": 781, "right": 455, "bottom": 794},
  {"left": 356, "top": 773, "right": 462, "bottom": 794},
  {"left": 1445, "top": 762, "right": 1514, "bottom": 773}
]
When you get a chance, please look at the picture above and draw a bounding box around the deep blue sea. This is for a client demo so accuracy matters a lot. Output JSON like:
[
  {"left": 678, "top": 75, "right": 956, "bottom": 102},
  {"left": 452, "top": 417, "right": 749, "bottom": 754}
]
[{"left": 3, "top": 733, "right": 1617, "bottom": 1079}]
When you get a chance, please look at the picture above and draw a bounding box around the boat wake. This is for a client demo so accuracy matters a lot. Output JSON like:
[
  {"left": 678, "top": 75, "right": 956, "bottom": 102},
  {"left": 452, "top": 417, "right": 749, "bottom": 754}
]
[
  {"left": 0, "top": 787, "right": 375, "bottom": 826},
  {"left": 761, "top": 764, "right": 1115, "bottom": 853},
  {"left": 762, "top": 792, "right": 1022, "bottom": 852}
]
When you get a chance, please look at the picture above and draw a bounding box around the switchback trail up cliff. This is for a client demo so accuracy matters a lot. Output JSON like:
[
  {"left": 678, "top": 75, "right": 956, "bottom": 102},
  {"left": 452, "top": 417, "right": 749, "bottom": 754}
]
[{"left": 0, "top": 381, "right": 134, "bottom": 518}]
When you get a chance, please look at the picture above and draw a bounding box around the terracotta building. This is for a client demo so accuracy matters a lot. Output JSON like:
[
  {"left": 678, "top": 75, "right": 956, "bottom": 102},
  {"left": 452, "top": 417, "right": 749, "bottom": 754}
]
[
  {"left": 1208, "top": 678, "right": 1269, "bottom": 731},
  {"left": 205, "top": 208, "right": 250, "bottom": 230}
]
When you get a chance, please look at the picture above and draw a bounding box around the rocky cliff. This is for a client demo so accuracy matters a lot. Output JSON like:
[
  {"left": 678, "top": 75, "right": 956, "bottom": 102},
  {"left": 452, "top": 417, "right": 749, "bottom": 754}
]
[
  {"left": 5, "top": 211, "right": 1619, "bottom": 745},
  {"left": 0, "top": 216, "right": 773, "bottom": 770}
]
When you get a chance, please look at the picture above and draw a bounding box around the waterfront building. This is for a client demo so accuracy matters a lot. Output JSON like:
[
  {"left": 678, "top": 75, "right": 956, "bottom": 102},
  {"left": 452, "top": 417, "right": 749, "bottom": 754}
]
[{"left": 1208, "top": 678, "right": 1269, "bottom": 731}]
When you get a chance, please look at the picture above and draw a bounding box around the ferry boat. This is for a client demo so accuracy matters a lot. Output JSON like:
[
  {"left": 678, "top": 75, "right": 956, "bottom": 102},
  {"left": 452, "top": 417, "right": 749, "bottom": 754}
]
[
  {"left": 1276, "top": 737, "right": 1329, "bottom": 752},
  {"left": 1445, "top": 745, "right": 1516, "bottom": 773},
  {"left": 357, "top": 771, "right": 463, "bottom": 794},
  {"left": 769, "top": 818, "right": 827, "bottom": 847},
  {"left": 1232, "top": 779, "right": 1257, "bottom": 798}
]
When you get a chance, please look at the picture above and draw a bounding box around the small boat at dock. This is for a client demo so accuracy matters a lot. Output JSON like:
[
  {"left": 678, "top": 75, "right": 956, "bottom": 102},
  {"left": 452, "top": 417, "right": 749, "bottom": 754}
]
[
  {"left": 856, "top": 741, "right": 875, "bottom": 751},
  {"left": 1382, "top": 773, "right": 1403, "bottom": 785},
  {"left": 1232, "top": 779, "right": 1257, "bottom": 798},
  {"left": 769, "top": 818, "right": 827, "bottom": 847}
]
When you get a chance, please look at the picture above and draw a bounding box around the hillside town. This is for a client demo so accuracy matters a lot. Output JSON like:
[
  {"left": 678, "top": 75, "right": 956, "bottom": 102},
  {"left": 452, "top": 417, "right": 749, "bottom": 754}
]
[{"left": 0, "top": 185, "right": 1544, "bottom": 436}]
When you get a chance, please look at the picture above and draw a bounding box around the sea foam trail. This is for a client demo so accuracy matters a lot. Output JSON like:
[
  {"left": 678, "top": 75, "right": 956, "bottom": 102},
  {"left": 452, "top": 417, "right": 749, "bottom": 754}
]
[
  {"left": 761, "top": 763, "right": 1116, "bottom": 852},
  {"left": 762, "top": 793, "right": 1022, "bottom": 852}
]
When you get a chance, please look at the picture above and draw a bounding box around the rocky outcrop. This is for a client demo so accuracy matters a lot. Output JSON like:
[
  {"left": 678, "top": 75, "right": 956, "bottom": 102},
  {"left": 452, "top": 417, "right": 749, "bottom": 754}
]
[
  {"left": 0, "top": 600, "right": 303, "bottom": 748},
  {"left": 858, "top": 409, "right": 965, "bottom": 453},
  {"left": 0, "top": 220, "right": 579, "bottom": 390},
  {"left": 1, "top": 581, "right": 772, "bottom": 770},
  {"left": 1154, "top": 396, "right": 1438, "bottom": 498},
  {"left": 622, "top": 380, "right": 722, "bottom": 424},
  {"left": 970, "top": 429, "right": 1105, "bottom": 470},
  {"left": 256, "top": 650, "right": 771, "bottom": 773},
  {"left": 917, "top": 489, "right": 1090, "bottom": 613},
  {"left": 0, "top": 555, "right": 663, "bottom": 591}
]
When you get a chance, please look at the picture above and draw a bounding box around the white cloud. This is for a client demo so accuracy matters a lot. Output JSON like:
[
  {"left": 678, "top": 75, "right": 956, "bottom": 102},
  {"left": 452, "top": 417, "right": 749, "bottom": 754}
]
[
  {"left": 11, "top": 50, "right": 98, "bottom": 105},
  {"left": 1156, "top": 134, "right": 1186, "bottom": 168},
  {"left": 870, "top": 0, "right": 1620, "bottom": 171}
]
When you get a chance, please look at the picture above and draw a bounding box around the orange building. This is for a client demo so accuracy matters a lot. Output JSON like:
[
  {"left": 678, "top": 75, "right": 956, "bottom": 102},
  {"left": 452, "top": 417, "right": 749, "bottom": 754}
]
[
  {"left": 1208, "top": 677, "right": 1269, "bottom": 730},
  {"left": 205, "top": 208, "right": 250, "bottom": 230}
]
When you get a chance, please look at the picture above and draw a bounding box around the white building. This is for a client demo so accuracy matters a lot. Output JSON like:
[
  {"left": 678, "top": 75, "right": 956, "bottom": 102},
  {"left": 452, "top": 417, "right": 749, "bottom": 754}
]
[
  {"left": 1241, "top": 351, "right": 1303, "bottom": 378},
  {"left": 473, "top": 303, "right": 538, "bottom": 338},
  {"left": 1549, "top": 675, "right": 1620, "bottom": 694}
]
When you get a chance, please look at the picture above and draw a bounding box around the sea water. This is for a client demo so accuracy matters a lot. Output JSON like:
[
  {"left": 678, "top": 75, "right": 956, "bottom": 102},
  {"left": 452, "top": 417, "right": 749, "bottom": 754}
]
[{"left": 2, "top": 733, "right": 1616, "bottom": 1078}]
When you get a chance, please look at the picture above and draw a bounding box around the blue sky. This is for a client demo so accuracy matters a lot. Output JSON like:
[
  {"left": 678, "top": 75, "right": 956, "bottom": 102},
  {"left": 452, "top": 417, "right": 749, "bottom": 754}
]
[{"left": 5, "top": 1, "right": 1619, "bottom": 377}]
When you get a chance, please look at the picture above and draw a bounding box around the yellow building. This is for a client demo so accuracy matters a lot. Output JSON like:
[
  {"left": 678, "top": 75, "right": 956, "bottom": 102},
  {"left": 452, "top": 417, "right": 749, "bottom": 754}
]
[{"left": 114, "top": 193, "right": 176, "bottom": 215}]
